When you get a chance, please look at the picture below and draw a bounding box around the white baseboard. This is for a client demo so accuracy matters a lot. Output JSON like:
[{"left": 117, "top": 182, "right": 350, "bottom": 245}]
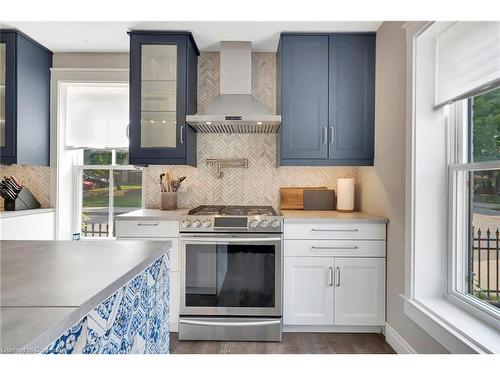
[
  {"left": 384, "top": 323, "right": 417, "bottom": 354},
  {"left": 283, "top": 325, "right": 383, "bottom": 333}
]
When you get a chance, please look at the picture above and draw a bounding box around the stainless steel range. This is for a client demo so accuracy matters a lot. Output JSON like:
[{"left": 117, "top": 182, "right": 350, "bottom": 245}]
[{"left": 179, "top": 205, "right": 283, "bottom": 342}]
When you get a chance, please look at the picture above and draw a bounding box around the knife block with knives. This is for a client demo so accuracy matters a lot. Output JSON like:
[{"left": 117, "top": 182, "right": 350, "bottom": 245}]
[{"left": 1, "top": 176, "right": 41, "bottom": 211}]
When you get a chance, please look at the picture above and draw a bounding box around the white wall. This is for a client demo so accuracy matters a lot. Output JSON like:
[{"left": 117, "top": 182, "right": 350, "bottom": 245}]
[{"left": 357, "top": 21, "right": 447, "bottom": 353}]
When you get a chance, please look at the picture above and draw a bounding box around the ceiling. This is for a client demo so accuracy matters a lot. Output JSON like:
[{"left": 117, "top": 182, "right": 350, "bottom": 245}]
[{"left": 0, "top": 21, "right": 382, "bottom": 52}]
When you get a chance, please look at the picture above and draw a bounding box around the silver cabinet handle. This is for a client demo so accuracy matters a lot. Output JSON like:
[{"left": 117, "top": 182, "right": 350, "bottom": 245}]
[
  {"left": 330, "top": 126, "right": 334, "bottom": 144},
  {"left": 179, "top": 319, "right": 281, "bottom": 327},
  {"left": 328, "top": 266, "right": 334, "bottom": 287},
  {"left": 180, "top": 125, "right": 185, "bottom": 144},
  {"left": 312, "top": 245, "right": 359, "bottom": 250},
  {"left": 311, "top": 228, "right": 359, "bottom": 232},
  {"left": 126, "top": 124, "right": 130, "bottom": 139},
  {"left": 137, "top": 222, "right": 160, "bottom": 227},
  {"left": 336, "top": 267, "right": 341, "bottom": 287},
  {"left": 322, "top": 126, "right": 327, "bottom": 144}
]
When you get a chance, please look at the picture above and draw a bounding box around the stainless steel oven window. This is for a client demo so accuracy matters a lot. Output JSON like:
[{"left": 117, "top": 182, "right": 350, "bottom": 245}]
[{"left": 180, "top": 234, "right": 283, "bottom": 316}]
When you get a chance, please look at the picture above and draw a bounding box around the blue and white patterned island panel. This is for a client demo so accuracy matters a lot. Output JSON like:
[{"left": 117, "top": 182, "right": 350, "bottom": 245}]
[{"left": 43, "top": 254, "right": 169, "bottom": 354}]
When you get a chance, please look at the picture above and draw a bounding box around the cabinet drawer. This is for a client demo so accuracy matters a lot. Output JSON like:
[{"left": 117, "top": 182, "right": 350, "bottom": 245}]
[
  {"left": 284, "top": 222, "right": 385, "bottom": 240},
  {"left": 285, "top": 239, "right": 385, "bottom": 257},
  {"left": 115, "top": 219, "right": 179, "bottom": 238}
]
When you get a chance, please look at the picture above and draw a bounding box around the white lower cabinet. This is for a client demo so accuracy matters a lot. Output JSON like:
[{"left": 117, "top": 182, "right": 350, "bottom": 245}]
[
  {"left": 284, "top": 256, "right": 385, "bottom": 328},
  {"left": 283, "top": 220, "right": 386, "bottom": 331},
  {"left": 284, "top": 257, "right": 334, "bottom": 325},
  {"left": 0, "top": 210, "right": 55, "bottom": 240},
  {"left": 334, "top": 257, "right": 385, "bottom": 326}
]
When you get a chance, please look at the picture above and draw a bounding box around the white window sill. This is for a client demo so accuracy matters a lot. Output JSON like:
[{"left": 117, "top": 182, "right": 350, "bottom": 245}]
[{"left": 402, "top": 295, "right": 500, "bottom": 353}]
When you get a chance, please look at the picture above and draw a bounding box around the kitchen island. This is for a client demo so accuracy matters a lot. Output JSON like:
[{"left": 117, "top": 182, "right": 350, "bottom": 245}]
[{"left": 0, "top": 240, "right": 171, "bottom": 354}]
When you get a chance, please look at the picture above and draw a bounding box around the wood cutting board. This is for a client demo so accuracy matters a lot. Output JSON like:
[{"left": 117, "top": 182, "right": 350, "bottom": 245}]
[{"left": 280, "top": 187, "right": 327, "bottom": 210}]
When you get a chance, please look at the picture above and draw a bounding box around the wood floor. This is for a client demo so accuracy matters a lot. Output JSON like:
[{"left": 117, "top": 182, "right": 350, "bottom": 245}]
[{"left": 169, "top": 332, "right": 395, "bottom": 354}]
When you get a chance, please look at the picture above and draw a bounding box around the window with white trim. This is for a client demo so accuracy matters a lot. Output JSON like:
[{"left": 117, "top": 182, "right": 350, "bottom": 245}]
[
  {"left": 448, "top": 87, "right": 500, "bottom": 321},
  {"left": 76, "top": 149, "right": 143, "bottom": 238},
  {"left": 65, "top": 83, "right": 143, "bottom": 239}
]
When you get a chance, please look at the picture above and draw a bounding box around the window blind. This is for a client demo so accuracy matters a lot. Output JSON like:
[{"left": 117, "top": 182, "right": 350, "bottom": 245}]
[
  {"left": 65, "top": 85, "right": 129, "bottom": 149},
  {"left": 436, "top": 22, "right": 500, "bottom": 106}
]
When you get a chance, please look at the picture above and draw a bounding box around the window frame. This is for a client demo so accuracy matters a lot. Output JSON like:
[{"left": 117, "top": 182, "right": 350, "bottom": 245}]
[
  {"left": 74, "top": 149, "right": 145, "bottom": 239},
  {"left": 446, "top": 97, "right": 500, "bottom": 329}
]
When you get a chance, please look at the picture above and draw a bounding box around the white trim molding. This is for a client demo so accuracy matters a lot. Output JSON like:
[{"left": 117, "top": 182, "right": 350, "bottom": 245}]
[
  {"left": 402, "top": 296, "right": 500, "bottom": 353},
  {"left": 384, "top": 323, "right": 416, "bottom": 354}
]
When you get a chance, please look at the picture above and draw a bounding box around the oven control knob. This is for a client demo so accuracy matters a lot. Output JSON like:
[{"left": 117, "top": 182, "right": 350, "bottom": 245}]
[
  {"left": 270, "top": 220, "right": 280, "bottom": 229},
  {"left": 181, "top": 219, "right": 191, "bottom": 228},
  {"left": 249, "top": 219, "right": 259, "bottom": 228},
  {"left": 192, "top": 219, "right": 201, "bottom": 228},
  {"left": 260, "top": 220, "right": 269, "bottom": 228},
  {"left": 203, "top": 219, "right": 211, "bottom": 228}
]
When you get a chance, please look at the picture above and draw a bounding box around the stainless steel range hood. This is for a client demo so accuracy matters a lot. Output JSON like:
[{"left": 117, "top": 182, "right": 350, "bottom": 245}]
[{"left": 186, "top": 41, "right": 281, "bottom": 134}]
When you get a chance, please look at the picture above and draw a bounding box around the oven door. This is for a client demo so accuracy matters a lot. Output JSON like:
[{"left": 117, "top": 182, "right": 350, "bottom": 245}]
[{"left": 180, "top": 233, "right": 282, "bottom": 316}]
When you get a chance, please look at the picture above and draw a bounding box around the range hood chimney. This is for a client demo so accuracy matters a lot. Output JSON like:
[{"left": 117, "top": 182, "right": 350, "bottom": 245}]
[{"left": 186, "top": 41, "right": 281, "bottom": 133}]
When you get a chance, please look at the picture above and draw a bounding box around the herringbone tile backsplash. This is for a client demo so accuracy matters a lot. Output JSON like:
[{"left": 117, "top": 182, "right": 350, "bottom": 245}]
[
  {"left": 144, "top": 52, "right": 356, "bottom": 209},
  {"left": 0, "top": 165, "right": 51, "bottom": 208}
]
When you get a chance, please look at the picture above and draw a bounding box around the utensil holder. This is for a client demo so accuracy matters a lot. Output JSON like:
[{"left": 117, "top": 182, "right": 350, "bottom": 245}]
[{"left": 160, "top": 192, "right": 177, "bottom": 211}]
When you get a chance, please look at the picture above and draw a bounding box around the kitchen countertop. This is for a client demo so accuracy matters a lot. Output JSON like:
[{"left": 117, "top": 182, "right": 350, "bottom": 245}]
[
  {"left": 0, "top": 208, "right": 55, "bottom": 219},
  {"left": 116, "top": 208, "right": 387, "bottom": 223},
  {"left": 0, "top": 240, "right": 171, "bottom": 352},
  {"left": 116, "top": 208, "right": 189, "bottom": 221},
  {"left": 281, "top": 210, "right": 388, "bottom": 223}
]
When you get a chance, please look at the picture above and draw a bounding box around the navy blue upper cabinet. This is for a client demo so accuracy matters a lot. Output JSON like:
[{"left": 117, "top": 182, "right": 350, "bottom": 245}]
[
  {"left": 329, "top": 35, "right": 375, "bottom": 164},
  {"left": 129, "top": 31, "right": 199, "bottom": 166},
  {"left": 0, "top": 30, "right": 52, "bottom": 166},
  {"left": 277, "top": 33, "right": 375, "bottom": 166},
  {"left": 278, "top": 35, "right": 329, "bottom": 160}
]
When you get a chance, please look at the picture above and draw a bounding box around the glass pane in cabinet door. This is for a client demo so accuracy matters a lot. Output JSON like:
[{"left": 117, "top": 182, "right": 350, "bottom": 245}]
[
  {"left": 141, "top": 44, "right": 177, "bottom": 148},
  {"left": 0, "top": 43, "right": 5, "bottom": 147}
]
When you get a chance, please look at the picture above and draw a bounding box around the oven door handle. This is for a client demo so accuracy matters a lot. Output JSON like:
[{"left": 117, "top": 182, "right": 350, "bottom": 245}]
[
  {"left": 179, "top": 318, "right": 281, "bottom": 327},
  {"left": 181, "top": 236, "right": 282, "bottom": 243}
]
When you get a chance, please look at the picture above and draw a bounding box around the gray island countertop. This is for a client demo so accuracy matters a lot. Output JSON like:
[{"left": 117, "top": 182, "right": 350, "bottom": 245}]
[
  {"left": 116, "top": 208, "right": 189, "bottom": 221},
  {"left": 0, "top": 240, "right": 171, "bottom": 353}
]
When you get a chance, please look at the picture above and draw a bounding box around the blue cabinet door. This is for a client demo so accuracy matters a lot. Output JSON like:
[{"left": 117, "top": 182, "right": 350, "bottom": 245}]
[
  {"left": 0, "top": 31, "right": 52, "bottom": 166},
  {"left": 129, "top": 32, "right": 198, "bottom": 166},
  {"left": 0, "top": 32, "right": 17, "bottom": 164},
  {"left": 279, "top": 35, "right": 329, "bottom": 161},
  {"left": 328, "top": 35, "right": 375, "bottom": 164},
  {"left": 16, "top": 33, "right": 52, "bottom": 166}
]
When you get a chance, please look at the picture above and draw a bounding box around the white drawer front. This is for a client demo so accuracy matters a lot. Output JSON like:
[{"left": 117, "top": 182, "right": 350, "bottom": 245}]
[
  {"left": 115, "top": 219, "right": 179, "bottom": 238},
  {"left": 284, "top": 222, "right": 386, "bottom": 240},
  {"left": 285, "top": 240, "right": 385, "bottom": 257}
]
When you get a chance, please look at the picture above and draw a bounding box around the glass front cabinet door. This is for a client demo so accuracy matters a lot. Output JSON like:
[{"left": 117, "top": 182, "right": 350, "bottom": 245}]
[
  {"left": 129, "top": 31, "right": 199, "bottom": 166},
  {"left": 0, "top": 31, "right": 16, "bottom": 162},
  {"left": 0, "top": 40, "right": 6, "bottom": 152}
]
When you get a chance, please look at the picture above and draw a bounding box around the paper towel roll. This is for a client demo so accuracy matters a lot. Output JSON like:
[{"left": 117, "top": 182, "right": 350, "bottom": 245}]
[{"left": 336, "top": 178, "right": 355, "bottom": 212}]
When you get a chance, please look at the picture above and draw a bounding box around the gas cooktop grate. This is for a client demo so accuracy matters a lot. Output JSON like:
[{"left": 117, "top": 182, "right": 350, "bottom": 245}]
[{"left": 187, "top": 205, "right": 279, "bottom": 216}]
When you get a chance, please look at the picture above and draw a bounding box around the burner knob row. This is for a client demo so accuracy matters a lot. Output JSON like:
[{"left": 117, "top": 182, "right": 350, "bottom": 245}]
[
  {"left": 183, "top": 218, "right": 280, "bottom": 230},
  {"left": 182, "top": 218, "right": 212, "bottom": 229},
  {"left": 249, "top": 219, "right": 280, "bottom": 229}
]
